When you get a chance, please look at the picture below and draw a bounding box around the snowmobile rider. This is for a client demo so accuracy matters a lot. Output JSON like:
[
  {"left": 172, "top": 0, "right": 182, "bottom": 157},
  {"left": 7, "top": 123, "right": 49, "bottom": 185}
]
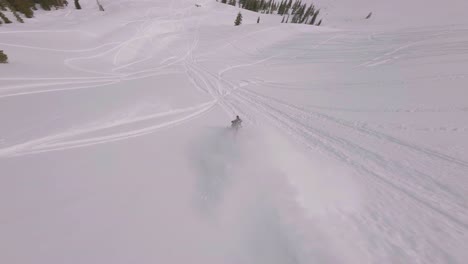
[{"left": 231, "top": 115, "right": 242, "bottom": 128}]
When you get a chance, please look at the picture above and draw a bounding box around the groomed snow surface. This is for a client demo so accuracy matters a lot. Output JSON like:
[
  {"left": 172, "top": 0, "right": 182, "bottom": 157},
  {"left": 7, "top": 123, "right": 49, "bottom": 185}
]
[{"left": 1, "top": 0, "right": 468, "bottom": 263}]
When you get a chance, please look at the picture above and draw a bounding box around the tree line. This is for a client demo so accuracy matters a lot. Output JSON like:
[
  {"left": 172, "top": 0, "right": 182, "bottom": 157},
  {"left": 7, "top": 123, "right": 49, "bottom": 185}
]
[
  {"left": 0, "top": 1, "right": 104, "bottom": 25},
  {"left": 0, "top": 0, "right": 69, "bottom": 25},
  {"left": 220, "top": 0, "right": 322, "bottom": 26}
]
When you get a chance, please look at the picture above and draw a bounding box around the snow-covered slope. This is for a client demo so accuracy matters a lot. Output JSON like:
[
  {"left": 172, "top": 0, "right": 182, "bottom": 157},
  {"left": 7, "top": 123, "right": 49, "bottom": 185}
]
[
  {"left": 1, "top": 0, "right": 468, "bottom": 263},
  {"left": 314, "top": 0, "right": 468, "bottom": 28}
]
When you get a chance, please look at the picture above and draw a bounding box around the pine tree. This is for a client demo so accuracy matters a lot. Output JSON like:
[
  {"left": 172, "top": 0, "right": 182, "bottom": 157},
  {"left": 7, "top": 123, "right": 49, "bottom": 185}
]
[
  {"left": 3, "top": 0, "right": 33, "bottom": 18},
  {"left": 234, "top": 11, "right": 242, "bottom": 26},
  {"left": 38, "top": 0, "right": 50, "bottom": 10},
  {"left": 217, "top": 0, "right": 322, "bottom": 25},
  {"left": 0, "top": 10, "right": 11, "bottom": 23},
  {"left": 291, "top": 0, "right": 297, "bottom": 13},
  {"left": 74, "top": 0, "right": 81, "bottom": 9},
  {"left": 310, "top": 9, "right": 319, "bottom": 25},
  {"left": 12, "top": 10, "right": 23, "bottom": 22},
  {"left": 33, "top": 0, "right": 68, "bottom": 11},
  {"left": 96, "top": 0, "right": 104, "bottom": 11},
  {"left": 291, "top": 2, "right": 305, "bottom": 24},
  {"left": 10, "top": 0, "right": 34, "bottom": 18},
  {"left": 299, "top": 3, "right": 309, "bottom": 23},
  {"left": 0, "top": 50, "right": 8, "bottom": 63},
  {"left": 305, "top": 5, "right": 314, "bottom": 20},
  {"left": 0, "top": 0, "right": 68, "bottom": 24}
]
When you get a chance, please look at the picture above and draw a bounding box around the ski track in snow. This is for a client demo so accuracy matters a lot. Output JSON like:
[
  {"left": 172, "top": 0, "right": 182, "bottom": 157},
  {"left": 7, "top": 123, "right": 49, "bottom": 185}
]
[
  {"left": 0, "top": 101, "right": 217, "bottom": 157},
  {"left": 0, "top": 4, "right": 196, "bottom": 155},
  {"left": 0, "top": 0, "right": 276, "bottom": 157},
  {"left": 237, "top": 88, "right": 468, "bottom": 227},
  {"left": 179, "top": 21, "right": 468, "bottom": 261},
  {"left": 0, "top": 3, "right": 342, "bottom": 262}
]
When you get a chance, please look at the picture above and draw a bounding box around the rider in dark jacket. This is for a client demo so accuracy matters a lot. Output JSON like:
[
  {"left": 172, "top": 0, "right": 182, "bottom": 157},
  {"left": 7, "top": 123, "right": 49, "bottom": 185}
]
[{"left": 231, "top": 115, "right": 242, "bottom": 128}]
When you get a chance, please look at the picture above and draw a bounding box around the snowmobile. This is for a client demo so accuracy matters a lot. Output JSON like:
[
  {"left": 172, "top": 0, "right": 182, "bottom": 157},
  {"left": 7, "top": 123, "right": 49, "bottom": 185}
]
[{"left": 231, "top": 115, "right": 242, "bottom": 130}]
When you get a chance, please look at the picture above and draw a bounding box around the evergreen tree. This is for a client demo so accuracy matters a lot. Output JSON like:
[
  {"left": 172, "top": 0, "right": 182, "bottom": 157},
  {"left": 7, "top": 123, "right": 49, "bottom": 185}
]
[
  {"left": 13, "top": 0, "right": 66, "bottom": 10},
  {"left": 2, "top": 1, "right": 26, "bottom": 23},
  {"left": 299, "top": 3, "right": 309, "bottom": 23},
  {"left": 244, "top": 0, "right": 250, "bottom": 9},
  {"left": 0, "top": 50, "right": 7, "bottom": 63},
  {"left": 291, "top": 2, "right": 306, "bottom": 24},
  {"left": 0, "top": 0, "right": 68, "bottom": 24},
  {"left": 278, "top": 0, "right": 286, "bottom": 15},
  {"left": 32, "top": 0, "right": 68, "bottom": 11},
  {"left": 310, "top": 9, "right": 319, "bottom": 25},
  {"left": 96, "top": 0, "right": 104, "bottom": 11},
  {"left": 18, "top": 0, "right": 33, "bottom": 17},
  {"left": 0, "top": 10, "right": 11, "bottom": 23},
  {"left": 234, "top": 11, "right": 242, "bottom": 26},
  {"left": 316, "top": 19, "right": 322, "bottom": 26},
  {"left": 305, "top": 5, "right": 314, "bottom": 19},
  {"left": 38, "top": 0, "right": 51, "bottom": 11},
  {"left": 217, "top": 0, "right": 322, "bottom": 25},
  {"left": 250, "top": 0, "right": 257, "bottom": 11},
  {"left": 4, "top": 0, "right": 33, "bottom": 18},
  {"left": 74, "top": 0, "right": 81, "bottom": 9},
  {"left": 12, "top": 10, "right": 23, "bottom": 22}
]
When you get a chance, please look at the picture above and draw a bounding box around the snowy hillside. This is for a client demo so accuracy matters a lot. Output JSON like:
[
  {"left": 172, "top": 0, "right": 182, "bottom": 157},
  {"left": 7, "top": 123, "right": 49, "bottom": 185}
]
[{"left": 1, "top": 0, "right": 468, "bottom": 263}]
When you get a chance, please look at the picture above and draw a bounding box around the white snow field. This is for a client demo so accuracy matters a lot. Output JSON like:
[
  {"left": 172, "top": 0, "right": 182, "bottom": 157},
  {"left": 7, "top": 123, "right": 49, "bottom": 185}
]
[{"left": 1, "top": 0, "right": 468, "bottom": 263}]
